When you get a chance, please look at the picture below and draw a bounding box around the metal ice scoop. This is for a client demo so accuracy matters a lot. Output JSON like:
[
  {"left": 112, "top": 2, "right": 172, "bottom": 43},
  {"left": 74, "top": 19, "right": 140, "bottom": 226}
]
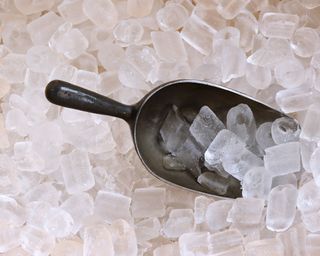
[{"left": 45, "top": 79, "right": 294, "bottom": 199}]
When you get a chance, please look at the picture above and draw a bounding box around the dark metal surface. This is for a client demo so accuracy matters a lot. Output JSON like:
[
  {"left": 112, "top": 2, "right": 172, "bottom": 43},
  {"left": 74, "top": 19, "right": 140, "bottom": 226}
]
[{"left": 45, "top": 79, "right": 292, "bottom": 199}]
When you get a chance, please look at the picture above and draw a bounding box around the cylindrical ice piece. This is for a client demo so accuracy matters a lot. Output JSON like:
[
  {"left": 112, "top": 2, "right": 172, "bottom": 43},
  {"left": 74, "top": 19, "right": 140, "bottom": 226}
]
[
  {"left": 291, "top": 27, "right": 320, "bottom": 58},
  {"left": 297, "top": 180, "right": 320, "bottom": 214},
  {"left": 246, "top": 64, "right": 272, "bottom": 90},
  {"left": 113, "top": 20, "right": 144, "bottom": 45},
  {"left": 156, "top": 3, "right": 188, "bottom": 31},
  {"left": 205, "top": 200, "right": 233, "bottom": 232},
  {"left": 266, "top": 184, "right": 298, "bottom": 232},
  {"left": 271, "top": 117, "right": 300, "bottom": 144},
  {"left": 310, "top": 148, "right": 320, "bottom": 186},
  {"left": 255, "top": 122, "right": 275, "bottom": 150}
]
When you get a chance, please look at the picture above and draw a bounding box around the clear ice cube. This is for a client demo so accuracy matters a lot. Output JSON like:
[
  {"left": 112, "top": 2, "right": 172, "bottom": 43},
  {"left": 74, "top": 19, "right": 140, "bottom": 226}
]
[
  {"left": 163, "top": 209, "right": 195, "bottom": 238},
  {"left": 205, "top": 200, "right": 233, "bottom": 232},
  {"left": 271, "top": 117, "right": 300, "bottom": 144}
]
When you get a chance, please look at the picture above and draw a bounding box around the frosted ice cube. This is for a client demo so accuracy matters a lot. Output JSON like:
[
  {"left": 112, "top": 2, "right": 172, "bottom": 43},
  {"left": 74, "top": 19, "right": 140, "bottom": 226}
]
[
  {"left": 242, "top": 166, "right": 273, "bottom": 199},
  {"left": 23, "top": 183, "right": 61, "bottom": 207},
  {"left": 0, "top": 54, "right": 27, "bottom": 83},
  {"left": 297, "top": 180, "right": 320, "bottom": 213},
  {"left": 5, "top": 109, "right": 29, "bottom": 137},
  {"left": 97, "top": 43, "right": 124, "bottom": 71},
  {"left": 264, "top": 142, "right": 301, "bottom": 177},
  {"left": 72, "top": 52, "right": 98, "bottom": 73},
  {"left": 163, "top": 154, "right": 186, "bottom": 171},
  {"left": 227, "top": 198, "right": 265, "bottom": 225},
  {"left": 110, "top": 219, "right": 137, "bottom": 256},
  {"left": 111, "top": 119, "right": 133, "bottom": 154},
  {"left": 135, "top": 217, "right": 160, "bottom": 243},
  {"left": 246, "top": 64, "right": 272, "bottom": 90},
  {"left": 235, "top": 12, "right": 258, "bottom": 52},
  {"left": 189, "top": 106, "right": 225, "bottom": 149},
  {"left": 14, "top": 0, "right": 53, "bottom": 15},
  {"left": 156, "top": 3, "right": 188, "bottom": 31},
  {"left": 131, "top": 187, "right": 166, "bottom": 218},
  {"left": 226, "top": 103, "right": 256, "bottom": 146},
  {"left": 271, "top": 117, "right": 300, "bottom": 144},
  {"left": 276, "top": 225, "right": 306, "bottom": 256},
  {"left": 163, "top": 209, "right": 194, "bottom": 238},
  {"left": 179, "top": 232, "right": 211, "bottom": 256},
  {"left": 216, "top": 0, "right": 250, "bottom": 20},
  {"left": 194, "top": 196, "right": 212, "bottom": 225},
  {"left": 255, "top": 122, "right": 275, "bottom": 150},
  {"left": 118, "top": 62, "right": 149, "bottom": 90},
  {"left": 298, "top": 0, "right": 320, "bottom": 8},
  {"left": 82, "top": 0, "right": 118, "bottom": 29},
  {"left": 60, "top": 149, "right": 95, "bottom": 194},
  {"left": 0, "top": 225, "right": 20, "bottom": 253},
  {"left": 61, "top": 192, "right": 94, "bottom": 234},
  {"left": 260, "top": 12, "right": 299, "bottom": 39},
  {"left": 192, "top": 6, "right": 226, "bottom": 32},
  {"left": 301, "top": 104, "right": 320, "bottom": 141},
  {"left": 215, "top": 27, "right": 241, "bottom": 47},
  {"left": 210, "top": 229, "right": 243, "bottom": 254},
  {"left": 49, "top": 64, "right": 77, "bottom": 83},
  {"left": 51, "top": 239, "right": 83, "bottom": 256},
  {"left": 205, "top": 200, "right": 233, "bottom": 232},
  {"left": 57, "top": 0, "right": 88, "bottom": 25},
  {"left": 274, "top": 58, "right": 305, "bottom": 89},
  {"left": 272, "top": 173, "right": 297, "bottom": 188},
  {"left": 113, "top": 20, "right": 144, "bottom": 44},
  {"left": 266, "top": 185, "right": 298, "bottom": 232},
  {"left": 44, "top": 207, "right": 74, "bottom": 238},
  {"left": 27, "top": 11, "right": 64, "bottom": 45},
  {"left": 306, "top": 234, "right": 320, "bottom": 256},
  {"left": 245, "top": 238, "right": 285, "bottom": 256},
  {"left": 20, "top": 226, "right": 55, "bottom": 256},
  {"left": 291, "top": 27, "right": 320, "bottom": 58},
  {"left": 310, "top": 148, "right": 320, "bottom": 186},
  {"left": 127, "top": 0, "right": 154, "bottom": 17},
  {"left": 83, "top": 224, "right": 114, "bottom": 256},
  {"left": 94, "top": 190, "right": 131, "bottom": 223},
  {"left": 153, "top": 243, "right": 180, "bottom": 256},
  {"left": 0, "top": 196, "right": 25, "bottom": 226},
  {"left": 301, "top": 211, "right": 320, "bottom": 232},
  {"left": 72, "top": 69, "right": 100, "bottom": 91},
  {"left": 151, "top": 31, "right": 187, "bottom": 62}
]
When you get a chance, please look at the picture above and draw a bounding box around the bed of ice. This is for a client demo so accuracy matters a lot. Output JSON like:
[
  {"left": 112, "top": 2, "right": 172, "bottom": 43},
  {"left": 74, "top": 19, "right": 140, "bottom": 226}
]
[{"left": 1, "top": 0, "right": 320, "bottom": 255}]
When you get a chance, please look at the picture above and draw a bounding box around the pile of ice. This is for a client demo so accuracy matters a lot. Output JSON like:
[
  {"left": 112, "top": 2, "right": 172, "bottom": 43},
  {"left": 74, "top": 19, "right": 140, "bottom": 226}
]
[
  {"left": 160, "top": 103, "right": 300, "bottom": 199},
  {"left": 1, "top": 0, "right": 320, "bottom": 255}
]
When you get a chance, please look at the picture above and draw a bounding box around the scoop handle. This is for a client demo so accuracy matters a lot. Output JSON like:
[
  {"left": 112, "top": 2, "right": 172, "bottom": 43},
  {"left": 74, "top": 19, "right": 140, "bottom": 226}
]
[{"left": 45, "top": 80, "right": 134, "bottom": 122}]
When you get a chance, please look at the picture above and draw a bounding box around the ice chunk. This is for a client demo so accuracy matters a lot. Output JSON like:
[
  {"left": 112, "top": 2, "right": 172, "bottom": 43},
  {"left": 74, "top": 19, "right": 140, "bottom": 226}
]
[
  {"left": 275, "top": 87, "right": 313, "bottom": 114},
  {"left": 210, "top": 229, "right": 243, "bottom": 254},
  {"left": 299, "top": 0, "right": 320, "bottom": 8},
  {"left": 73, "top": 52, "right": 98, "bottom": 73},
  {"left": 0, "top": 225, "right": 20, "bottom": 253},
  {"left": 135, "top": 218, "right": 160, "bottom": 243},
  {"left": 264, "top": 142, "right": 301, "bottom": 177},
  {"left": 44, "top": 207, "right": 74, "bottom": 238},
  {"left": 301, "top": 104, "right": 320, "bottom": 141},
  {"left": 151, "top": 31, "right": 187, "bottom": 62},
  {"left": 118, "top": 62, "right": 149, "bottom": 90},
  {"left": 242, "top": 167, "right": 273, "bottom": 199},
  {"left": 127, "top": 0, "right": 154, "bottom": 17},
  {"left": 190, "top": 106, "right": 225, "bottom": 149},
  {"left": 23, "top": 183, "right": 61, "bottom": 207},
  {"left": 49, "top": 23, "right": 88, "bottom": 60},
  {"left": 156, "top": 3, "right": 188, "bottom": 31},
  {"left": 94, "top": 190, "right": 131, "bottom": 223},
  {"left": 0, "top": 196, "right": 25, "bottom": 226},
  {"left": 266, "top": 185, "right": 298, "bottom": 232},
  {"left": 297, "top": 180, "right": 320, "bottom": 213},
  {"left": 0, "top": 155, "right": 19, "bottom": 196},
  {"left": 72, "top": 69, "right": 100, "bottom": 91},
  {"left": 310, "top": 148, "right": 320, "bottom": 186},
  {"left": 274, "top": 58, "right": 305, "bottom": 89},
  {"left": 301, "top": 211, "right": 320, "bottom": 232},
  {"left": 163, "top": 154, "right": 186, "bottom": 171},
  {"left": 181, "top": 18, "right": 214, "bottom": 55},
  {"left": 260, "top": 12, "right": 299, "bottom": 39},
  {"left": 110, "top": 219, "right": 137, "bottom": 256},
  {"left": 61, "top": 192, "right": 94, "bottom": 234},
  {"left": 153, "top": 243, "right": 180, "bottom": 256},
  {"left": 255, "top": 122, "right": 275, "bottom": 150},
  {"left": 216, "top": 0, "right": 250, "bottom": 20},
  {"left": 20, "top": 226, "right": 55, "bottom": 256},
  {"left": 60, "top": 149, "right": 95, "bottom": 194},
  {"left": 131, "top": 187, "right": 166, "bottom": 218},
  {"left": 245, "top": 238, "right": 285, "bottom": 256},
  {"left": 97, "top": 43, "right": 124, "bottom": 71},
  {"left": 27, "top": 11, "right": 64, "bottom": 45},
  {"left": 194, "top": 196, "right": 212, "bottom": 225},
  {"left": 57, "top": 0, "right": 88, "bottom": 25},
  {"left": 49, "top": 64, "right": 77, "bottom": 83},
  {"left": 205, "top": 200, "right": 233, "bottom": 232},
  {"left": 291, "top": 27, "right": 320, "bottom": 57},
  {"left": 276, "top": 225, "right": 306, "bottom": 256},
  {"left": 215, "top": 27, "right": 241, "bottom": 47},
  {"left": 98, "top": 71, "right": 122, "bottom": 96},
  {"left": 192, "top": 6, "right": 226, "bottom": 32},
  {"left": 179, "top": 232, "right": 211, "bottom": 256},
  {"left": 235, "top": 12, "right": 258, "bottom": 52},
  {"left": 82, "top": 0, "right": 118, "bottom": 29},
  {"left": 51, "top": 239, "right": 83, "bottom": 256},
  {"left": 246, "top": 64, "right": 272, "bottom": 90},
  {"left": 0, "top": 54, "right": 27, "bottom": 83},
  {"left": 272, "top": 173, "right": 297, "bottom": 188},
  {"left": 226, "top": 103, "right": 256, "bottom": 146},
  {"left": 306, "top": 234, "right": 320, "bottom": 256},
  {"left": 83, "top": 224, "right": 114, "bottom": 256},
  {"left": 5, "top": 109, "right": 29, "bottom": 137},
  {"left": 271, "top": 117, "right": 300, "bottom": 144},
  {"left": 14, "top": 0, "right": 53, "bottom": 15},
  {"left": 227, "top": 198, "right": 265, "bottom": 225},
  {"left": 160, "top": 105, "right": 190, "bottom": 153},
  {"left": 163, "top": 209, "right": 194, "bottom": 238},
  {"left": 205, "top": 129, "right": 246, "bottom": 168},
  {"left": 113, "top": 20, "right": 144, "bottom": 44},
  {"left": 111, "top": 119, "right": 134, "bottom": 154}
]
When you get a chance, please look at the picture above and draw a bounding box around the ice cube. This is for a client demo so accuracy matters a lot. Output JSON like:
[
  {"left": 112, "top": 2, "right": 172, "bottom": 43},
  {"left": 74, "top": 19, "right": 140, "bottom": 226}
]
[
  {"left": 291, "top": 27, "right": 320, "bottom": 58},
  {"left": 82, "top": 0, "right": 118, "bottom": 29},
  {"left": 51, "top": 239, "right": 83, "bottom": 256},
  {"left": 205, "top": 200, "right": 233, "bottom": 232},
  {"left": 242, "top": 166, "right": 273, "bottom": 199},
  {"left": 271, "top": 173, "right": 297, "bottom": 188},
  {"left": 131, "top": 187, "right": 166, "bottom": 218},
  {"left": 5, "top": 109, "right": 29, "bottom": 137},
  {"left": 215, "top": 27, "right": 241, "bottom": 47},
  {"left": 60, "top": 149, "right": 95, "bottom": 194},
  {"left": 97, "top": 43, "right": 125, "bottom": 71},
  {"left": 194, "top": 196, "right": 212, "bottom": 225},
  {"left": 156, "top": 3, "right": 188, "bottom": 31},
  {"left": 113, "top": 20, "right": 144, "bottom": 44},
  {"left": 245, "top": 238, "right": 285, "bottom": 256},
  {"left": 255, "top": 122, "right": 275, "bottom": 150},
  {"left": 94, "top": 190, "right": 132, "bottom": 223},
  {"left": 226, "top": 103, "right": 256, "bottom": 146},
  {"left": 192, "top": 6, "right": 226, "bottom": 32},
  {"left": 151, "top": 31, "right": 187, "bottom": 62},
  {"left": 301, "top": 104, "right": 320, "bottom": 141},
  {"left": 14, "top": 0, "right": 53, "bottom": 15},
  {"left": 135, "top": 218, "right": 161, "bottom": 243},
  {"left": 49, "top": 64, "right": 77, "bottom": 83},
  {"left": 0, "top": 225, "right": 20, "bottom": 253},
  {"left": 57, "top": 0, "right": 88, "bottom": 25},
  {"left": 162, "top": 154, "right": 186, "bottom": 171},
  {"left": 210, "top": 229, "right": 243, "bottom": 254},
  {"left": 23, "top": 183, "right": 61, "bottom": 207},
  {"left": 216, "top": 0, "right": 250, "bottom": 20},
  {"left": 44, "top": 207, "right": 74, "bottom": 238},
  {"left": 153, "top": 243, "right": 180, "bottom": 256},
  {"left": 297, "top": 180, "right": 320, "bottom": 213},
  {"left": 235, "top": 12, "right": 258, "bottom": 52},
  {"left": 271, "top": 117, "right": 300, "bottom": 144},
  {"left": 179, "top": 232, "right": 211, "bottom": 256},
  {"left": 266, "top": 184, "right": 298, "bottom": 232},
  {"left": 118, "top": 62, "right": 149, "bottom": 90},
  {"left": 127, "top": 0, "right": 154, "bottom": 17},
  {"left": 260, "top": 12, "right": 299, "bottom": 39},
  {"left": 0, "top": 54, "right": 27, "bottom": 83},
  {"left": 306, "top": 234, "right": 320, "bottom": 256},
  {"left": 264, "top": 142, "right": 301, "bottom": 177},
  {"left": 163, "top": 209, "right": 195, "bottom": 238},
  {"left": 83, "top": 224, "right": 114, "bottom": 256},
  {"left": 0, "top": 196, "right": 25, "bottom": 227},
  {"left": 301, "top": 211, "right": 320, "bottom": 232},
  {"left": 111, "top": 119, "right": 134, "bottom": 154},
  {"left": 246, "top": 64, "right": 272, "bottom": 90},
  {"left": 189, "top": 106, "right": 225, "bottom": 149},
  {"left": 73, "top": 52, "right": 98, "bottom": 73},
  {"left": 227, "top": 198, "right": 265, "bottom": 225}
]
